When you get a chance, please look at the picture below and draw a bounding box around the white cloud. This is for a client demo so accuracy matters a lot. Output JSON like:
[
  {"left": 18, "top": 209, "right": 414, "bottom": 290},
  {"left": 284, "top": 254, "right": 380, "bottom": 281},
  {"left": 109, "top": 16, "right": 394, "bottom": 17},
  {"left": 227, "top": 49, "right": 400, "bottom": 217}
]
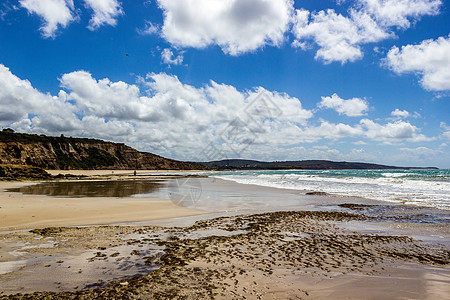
[
  {"left": 57, "top": 68, "right": 314, "bottom": 158},
  {"left": 318, "top": 93, "right": 369, "bottom": 116},
  {"left": 399, "top": 146, "right": 444, "bottom": 160},
  {"left": 252, "top": 144, "right": 378, "bottom": 163},
  {"left": 301, "top": 121, "right": 364, "bottom": 141},
  {"left": 391, "top": 108, "right": 409, "bottom": 118},
  {"left": 0, "top": 64, "right": 80, "bottom": 132},
  {"left": 137, "top": 20, "right": 159, "bottom": 35},
  {"left": 59, "top": 71, "right": 144, "bottom": 121},
  {"left": 20, "top": 0, "right": 76, "bottom": 38},
  {"left": 161, "top": 48, "right": 183, "bottom": 66},
  {"left": 20, "top": 0, "right": 124, "bottom": 36},
  {"left": 291, "top": 0, "right": 441, "bottom": 63},
  {"left": 358, "top": 0, "right": 441, "bottom": 28},
  {"left": 292, "top": 9, "right": 388, "bottom": 63},
  {"left": 283, "top": 118, "right": 433, "bottom": 145},
  {"left": 156, "top": 0, "right": 293, "bottom": 55},
  {"left": 441, "top": 122, "right": 450, "bottom": 140},
  {"left": 0, "top": 64, "right": 435, "bottom": 161},
  {"left": 385, "top": 34, "right": 450, "bottom": 91},
  {"left": 83, "top": 0, "right": 123, "bottom": 30},
  {"left": 360, "top": 119, "right": 432, "bottom": 142}
]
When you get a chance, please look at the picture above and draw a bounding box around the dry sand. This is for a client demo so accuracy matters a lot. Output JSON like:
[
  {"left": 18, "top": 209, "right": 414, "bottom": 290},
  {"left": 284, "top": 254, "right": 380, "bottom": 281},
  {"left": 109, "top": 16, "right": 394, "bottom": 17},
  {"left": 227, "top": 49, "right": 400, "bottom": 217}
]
[{"left": 0, "top": 180, "right": 205, "bottom": 231}]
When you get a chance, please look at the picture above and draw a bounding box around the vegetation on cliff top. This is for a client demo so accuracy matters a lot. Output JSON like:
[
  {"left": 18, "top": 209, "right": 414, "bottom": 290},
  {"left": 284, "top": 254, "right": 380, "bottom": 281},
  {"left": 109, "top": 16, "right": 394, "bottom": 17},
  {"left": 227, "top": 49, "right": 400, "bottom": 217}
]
[{"left": 0, "top": 128, "right": 107, "bottom": 144}]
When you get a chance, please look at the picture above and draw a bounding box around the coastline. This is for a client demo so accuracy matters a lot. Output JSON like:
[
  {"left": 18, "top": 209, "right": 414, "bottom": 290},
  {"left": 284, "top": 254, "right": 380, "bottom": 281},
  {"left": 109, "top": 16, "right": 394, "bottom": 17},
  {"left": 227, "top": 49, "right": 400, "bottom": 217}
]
[
  {"left": 208, "top": 169, "right": 450, "bottom": 210},
  {"left": 0, "top": 171, "right": 449, "bottom": 299}
]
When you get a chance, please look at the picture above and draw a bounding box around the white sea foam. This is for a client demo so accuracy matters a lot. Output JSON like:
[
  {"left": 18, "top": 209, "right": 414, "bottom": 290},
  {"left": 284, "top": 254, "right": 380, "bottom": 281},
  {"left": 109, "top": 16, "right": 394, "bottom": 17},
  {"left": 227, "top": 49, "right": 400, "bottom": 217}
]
[{"left": 211, "top": 170, "right": 450, "bottom": 210}]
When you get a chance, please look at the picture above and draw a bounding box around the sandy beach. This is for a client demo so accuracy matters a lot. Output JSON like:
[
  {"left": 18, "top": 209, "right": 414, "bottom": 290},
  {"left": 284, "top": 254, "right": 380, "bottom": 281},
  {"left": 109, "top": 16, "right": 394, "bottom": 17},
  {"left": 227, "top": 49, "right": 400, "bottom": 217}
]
[
  {"left": 0, "top": 178, "right": 205, "bottom": 231},
  {"left": 1, "top": 174, "right": 449, "bottom": 299}
]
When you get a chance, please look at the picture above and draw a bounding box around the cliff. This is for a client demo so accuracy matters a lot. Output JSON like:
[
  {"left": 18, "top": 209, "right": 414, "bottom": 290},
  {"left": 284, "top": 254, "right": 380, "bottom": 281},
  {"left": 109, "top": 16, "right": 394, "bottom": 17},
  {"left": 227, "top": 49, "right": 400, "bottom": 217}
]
[{"left": 0, "top": 130, "right": 202, "bottom": 170}]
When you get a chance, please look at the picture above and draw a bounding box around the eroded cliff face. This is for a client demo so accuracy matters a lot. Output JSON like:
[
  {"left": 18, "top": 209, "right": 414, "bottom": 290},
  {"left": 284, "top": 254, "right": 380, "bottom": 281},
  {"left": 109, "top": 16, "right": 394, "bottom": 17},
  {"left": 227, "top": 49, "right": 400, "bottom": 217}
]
[{"left": 0, "top": 133, "right": 200, "bottom": 170}]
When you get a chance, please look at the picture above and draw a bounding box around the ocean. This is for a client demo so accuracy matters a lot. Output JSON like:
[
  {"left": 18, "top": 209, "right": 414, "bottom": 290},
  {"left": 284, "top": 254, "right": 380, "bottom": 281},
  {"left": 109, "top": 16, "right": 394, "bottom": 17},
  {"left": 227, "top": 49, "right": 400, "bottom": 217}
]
[{"left": 207, "top": 169, "right": 450, "bottom": 210}]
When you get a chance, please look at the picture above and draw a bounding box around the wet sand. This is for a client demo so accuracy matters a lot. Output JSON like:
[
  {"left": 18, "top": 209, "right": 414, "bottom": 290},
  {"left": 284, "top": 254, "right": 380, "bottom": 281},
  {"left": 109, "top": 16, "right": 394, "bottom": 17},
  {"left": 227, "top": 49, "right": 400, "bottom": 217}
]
[
  {"left": 45, "top": 169, "right": 204, "bottom": 177},
  {"left": 0, "top": 180, "right": 205, "bottom": 231},
  {"left": 0, "top": 211, "right": 449, "bottom": 299},
  {"left": 0, "top": 174, "right": 449, "bottom": 299}
]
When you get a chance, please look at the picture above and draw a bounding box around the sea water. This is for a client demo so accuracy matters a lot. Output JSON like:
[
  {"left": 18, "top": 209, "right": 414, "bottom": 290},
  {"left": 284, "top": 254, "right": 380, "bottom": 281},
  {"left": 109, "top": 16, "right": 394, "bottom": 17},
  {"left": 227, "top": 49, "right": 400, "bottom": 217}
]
[{"left": 207, "top": 169, "right": 450, "bottom": 210}]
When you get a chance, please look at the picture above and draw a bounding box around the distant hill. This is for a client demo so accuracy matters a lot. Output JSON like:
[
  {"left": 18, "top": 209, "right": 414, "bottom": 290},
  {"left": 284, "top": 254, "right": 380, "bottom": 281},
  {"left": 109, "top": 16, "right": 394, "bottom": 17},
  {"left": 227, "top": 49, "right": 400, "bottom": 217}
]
[
  {"left": 200, "top": 159, "right": 437, "bottom": 170},
  {"left": 0, "top": 129, "right": 203, "bottom": 170}
]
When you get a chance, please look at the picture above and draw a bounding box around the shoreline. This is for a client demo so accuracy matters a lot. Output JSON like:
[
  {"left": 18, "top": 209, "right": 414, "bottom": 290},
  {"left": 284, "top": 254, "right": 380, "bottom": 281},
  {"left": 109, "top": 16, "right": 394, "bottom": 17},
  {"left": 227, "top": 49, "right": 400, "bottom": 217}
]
[
  {"left": 1, "top": 171, "right": 449, "bottom": 298},
  {"left": 45, "top": 169, "right": 207, "bottom": 177},
  {"left": 1, "top": 173, "right": 448, "bottom": 233},
  {"left": 208, "top": 169, "right": 450, "bottom": 211}
]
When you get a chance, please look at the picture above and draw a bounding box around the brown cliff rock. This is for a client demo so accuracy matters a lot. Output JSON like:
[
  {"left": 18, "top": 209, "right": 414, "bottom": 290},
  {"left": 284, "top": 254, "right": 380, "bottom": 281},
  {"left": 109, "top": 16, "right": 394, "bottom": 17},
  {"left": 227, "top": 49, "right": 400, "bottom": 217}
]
[{"left": 0, "top": 130, "right": 202, "bottom": 170}]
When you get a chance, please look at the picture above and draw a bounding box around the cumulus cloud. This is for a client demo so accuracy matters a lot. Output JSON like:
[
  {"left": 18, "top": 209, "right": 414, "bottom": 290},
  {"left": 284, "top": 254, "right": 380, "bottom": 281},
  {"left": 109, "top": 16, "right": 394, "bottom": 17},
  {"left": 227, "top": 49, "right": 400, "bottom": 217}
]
[
  {"left": 285, "top": 118, "right": 432, "bottom": 144},
  {"left": 358, "top": 0, "right": 441, "bottom": 28},
  {"left": 292, "top": 0, "right": 441, "bottom": 63},
  {"left": 251, "top": 144, "right": 378, "bottom": 163},
  {"left": 318, "top": 93, "right": 369, "bottom": 116},
  {"left": 161, "top": 48, "right": 183, "bottom": 66},
  {"left": 83, "top": 0, "right": 123, "bottom": 30},
  {"left": 20, "top": 0, "right": 123, "bottom": 36},
  {"left": 0, "top": 64, "right": 80, "bottom": 133},
  {"left": 391, "top": 108, "right": 410, "bottom": 118},
  {"left": 300, "top": 121, "right": 364, "bottom": 141},
  {"left": 292, "top": 9, "right": 388, "bottom": 63},
  {"left": 360, "top": 119, "right": 432, "bottom": 142},
  {"left": 52, "top": 67, "right": 314, "bottom": 158},
  {"left": 384, "top": 34, "right": 450, "bottom": 91},
  {"left": 20, "top": 0, "right": 76, "bottom": 38},
  {"left": 59, "top": 71, "right": 143, "bottom": 121},
  {"left": 0, "top": 64, "right": 435, "bottom": 161},
  {"left": 156, "top": 0, "right": 293, "bottom": 55}
]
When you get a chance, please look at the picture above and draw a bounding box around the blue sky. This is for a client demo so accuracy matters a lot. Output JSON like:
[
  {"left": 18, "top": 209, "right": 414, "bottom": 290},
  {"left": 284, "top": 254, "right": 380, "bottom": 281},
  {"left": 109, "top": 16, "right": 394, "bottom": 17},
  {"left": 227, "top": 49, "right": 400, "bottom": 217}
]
[{"left": 0, "top": 0, "right": 449, "bottom": 167}]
